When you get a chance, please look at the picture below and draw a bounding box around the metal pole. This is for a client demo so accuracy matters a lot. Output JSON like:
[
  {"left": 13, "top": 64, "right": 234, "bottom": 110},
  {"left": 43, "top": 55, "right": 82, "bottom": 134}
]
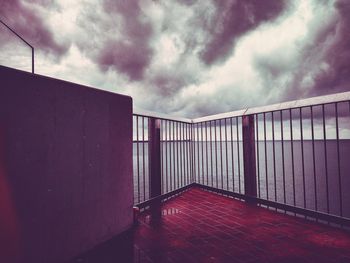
[
  {"left": 32, "top": 48, "right": 34, "bottom": 74},
  {"left": 0, "top": 19, "right": 34, "bottom": 74}
]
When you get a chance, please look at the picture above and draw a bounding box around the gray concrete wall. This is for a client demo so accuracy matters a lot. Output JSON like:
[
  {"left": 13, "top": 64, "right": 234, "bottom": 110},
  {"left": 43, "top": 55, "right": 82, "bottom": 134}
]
[{"left": 0, "top": 66, "right": 133, "bottom": 263}]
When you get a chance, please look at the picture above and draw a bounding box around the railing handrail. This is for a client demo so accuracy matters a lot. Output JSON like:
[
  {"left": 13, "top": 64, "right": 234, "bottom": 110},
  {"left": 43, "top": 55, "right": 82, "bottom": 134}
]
[
  {"left": 0, "top": 18, "right": 35, "bottom": 74},
  {"left": 134, "top": 91, "right": 350, "bottom": 123},
  {"left": 192, "top": 91, "right": 350, "bottom": 123},
  {"left": 133, "top": 107, "right": 192, "bottom": 123}
]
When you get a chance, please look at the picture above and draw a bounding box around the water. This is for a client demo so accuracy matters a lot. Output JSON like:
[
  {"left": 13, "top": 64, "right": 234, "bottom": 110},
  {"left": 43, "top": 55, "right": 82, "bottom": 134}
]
[{"left": 133, "top": 140, "right": 350, "bottom": 218}]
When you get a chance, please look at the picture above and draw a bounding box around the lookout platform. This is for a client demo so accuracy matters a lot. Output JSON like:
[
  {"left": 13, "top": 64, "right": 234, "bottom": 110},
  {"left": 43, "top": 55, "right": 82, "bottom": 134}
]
[{"left": 74, "top": 187, "right": 350, "bottom": 263}]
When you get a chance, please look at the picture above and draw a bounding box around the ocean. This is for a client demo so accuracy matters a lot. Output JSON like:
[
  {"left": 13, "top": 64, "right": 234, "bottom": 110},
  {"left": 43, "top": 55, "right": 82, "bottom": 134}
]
[{"left": 133, "top": 140, "right": 350, "bottom": 218}]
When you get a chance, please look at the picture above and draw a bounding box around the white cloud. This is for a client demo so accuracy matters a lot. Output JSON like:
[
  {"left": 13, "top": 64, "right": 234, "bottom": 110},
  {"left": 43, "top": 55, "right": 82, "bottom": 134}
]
[{"left": 1, "top": 0, "right": 347, "bottom": 119}]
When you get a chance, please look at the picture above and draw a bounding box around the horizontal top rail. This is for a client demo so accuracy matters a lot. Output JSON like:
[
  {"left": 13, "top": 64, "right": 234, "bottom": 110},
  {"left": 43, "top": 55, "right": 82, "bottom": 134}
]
[
  {"left": 192, "top": 91, "right": 350, "bottom": 123},
  {"left": 134, "top": 91, "right": 350, "bottom": 123},
  {"left": 133, "top": 107, "right": 192, "bottom": 123}
]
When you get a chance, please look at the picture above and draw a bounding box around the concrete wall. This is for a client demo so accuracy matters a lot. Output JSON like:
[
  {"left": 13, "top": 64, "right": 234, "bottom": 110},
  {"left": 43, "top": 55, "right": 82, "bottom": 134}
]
[{"left": 0, "top": 66, "right": 133, "bottom": 263}]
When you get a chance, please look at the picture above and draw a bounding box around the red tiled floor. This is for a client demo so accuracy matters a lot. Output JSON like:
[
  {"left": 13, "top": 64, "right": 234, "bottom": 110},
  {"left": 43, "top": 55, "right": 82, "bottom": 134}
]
[
  {"left": 133, "top": 187, "right": 350, "bottom": 263},
  {"left": 72, "top": 187, "right": 350, "bottom": 263}
]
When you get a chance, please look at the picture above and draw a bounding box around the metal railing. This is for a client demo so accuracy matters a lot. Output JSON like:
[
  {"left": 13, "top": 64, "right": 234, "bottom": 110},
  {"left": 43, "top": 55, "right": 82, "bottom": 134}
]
[
  {"left": 132, "top": 91, "right": 350, "bottom": 226},
  {"left": 0, "top": 19, "right": 34, "bottom": 73},
  {"left": 191, "top": 118, "right": 244, "bottom": 194},
  {"left": 133, "top": 109, "right": 193, "bottom": 206}
]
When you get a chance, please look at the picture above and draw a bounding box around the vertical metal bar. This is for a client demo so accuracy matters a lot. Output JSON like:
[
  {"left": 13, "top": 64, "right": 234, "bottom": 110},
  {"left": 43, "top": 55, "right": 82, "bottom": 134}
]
[
  {"left": 186, "top": 123, "right": 189, "bottom": 185},
  {"left": 190, "top": 123, "right": 194, "bottom": 183},
  {"left": 185, "top": 123, "right": 188, "bottom": 186},
  {"left": 160, "top": 120, "right": 167, "bottom": 194},
  {"left": 335, "top": 103, "right": 343, "bottom": 217},
  {"left": 280, "top": 111, "right": 286, "bottom": 204},
  {"left": 175, "top": 122, "right": 181, "bottom": 189},
  {"left": 148, "top": 118, "right": 161, "bottom": 220},
  {"left": 165, "top": 120, "right": 168, "bottom": 193},
  {"left": 189, "top": 123, "right": 192, "bottom": 184},
  {"left": 272, "top": 112, "right": 277, "bottom": 202},
  {"left": 142, "top": 117, "right": 146, "bottom": 201},
  {"left": 193, "top": 123, "right": 196, "bottom": 183},
  {"left": 176, "top": 122, "right": 180, "bottom": 189},
  {"left": 188, "top": 123, "right": 191, "bottom": 184},
  {"left": 220, "top": 120, "right": 223, "bottom": 189},
  {"left": 201, "top": 122, "right": 205, "bottom": 185},
  {"left": 256, "top": 114, "right": 260, "bottom": 198},
  {"left": 236, "top": 117, "right": 241, "bottom": 194},
  {"left": 169, "top": 121, "right": 173, "bottom": 191},
  {"left": 230, "top": 118, "right": 235, "bottom": 192},
  {"left": 183, "top": 123, "right": 185, "bottom": 186},
  {"left": 214, "top": 120, "right": 218, "bottom": 188},
  {"left": 205, "top": 122, "right": 209, "bottom": 185},
  {"left": 196, "top": 123, "right": 200, "bottom": 183},
  {"left": 300, "top": 107, "right": 306, "bottom": 209},
  {"left": 32, "top": 48, "right": 34, "bottom": 74},
  {"left": 289, "top": 109, "right": 296, "bottom": 207},
  {"left": 160, "top": 120, "right": 163, "bottom": 195},
  {"left": 172, "top": 122, "right": 176, "bottom": 191},
  {"left": 175, "top": 122, "right": 178, "bottom": 190},
  {"left": 210, "top": 121, "right": 214, "bottom": 187},
  {"left": 180, "top": 122, "right": 185, "bottom": 186},
  {"left": 174, "top": 122, "right": 176, "bottom": 189},
  {"left": 136, "top": 116, "right": 140, "bottom": 203},
  {"left": 186, "top": 123, "right": 190, "bottom": 185},
  {"left": 225, "top": 118, "right": 229, "bottom": 190},
  {"left": 174, "top": 121, "right": 179, "bottom": 190},
  {"left": 310, "top": 107, "right": 317, "bottom": 211},
  {"left": 168, "top": 121, "right": 171, "bottom": 192},
  {"left": 190, "top": 123, "right": 192, "bottom": 184},
  {"left": 178, "top": 122, "right": 180, "bottom": 187},
  {"left": 182, "top": 123, "right": 186, "bottom": 186},
  {"left": 174, "top": 122, "right": 177, "bottom": 189},
  {"left": 322, "top": 105, "right": 330, "bottom": 213},
  {"left": 196, "top": 123, "right": 202, "bottom": 183},
  {"left": 182, "top": 122, "right": 185, "bottom": 187},
  {"left": 179, "top": 122, "right": 182, "bottom": 188},
  {"left": 243, "top": 115, "right": 257, "bottom": 199},
  {"left": 263, "top": 113, "right": 268, "bottom": 200}
]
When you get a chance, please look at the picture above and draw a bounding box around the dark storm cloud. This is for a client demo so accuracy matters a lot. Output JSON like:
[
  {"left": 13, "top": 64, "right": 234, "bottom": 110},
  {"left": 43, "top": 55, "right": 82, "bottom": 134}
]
[
  {"left": 309, "top": 0, "right": 350, "bottom": 96},
  {"left": 95, "top": 0, "right": 153, "bottom": 81},
  {"left": 97, "top": 39, "right": 152, "bottom": 81},
  {"left": 0, "top": 0, "right": 69, "bottom": 56},
  {"left": 271, "top": 0, "right": 350, "bottom": 103},
  {"left": 200, "top": 0, "right": 288, "bottom": 65},
  {"left": 151, "top": 73, "right": 188, "bottom": 97},
  {"left": 92, "top": 0, "right": 348, "bottom": 118}
]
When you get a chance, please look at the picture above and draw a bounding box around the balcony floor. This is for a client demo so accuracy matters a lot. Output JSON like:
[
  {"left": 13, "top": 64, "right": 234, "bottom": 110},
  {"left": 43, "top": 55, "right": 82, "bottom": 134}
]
[{"left": 74, "top": 187, "right": 350, "bottom": 263}]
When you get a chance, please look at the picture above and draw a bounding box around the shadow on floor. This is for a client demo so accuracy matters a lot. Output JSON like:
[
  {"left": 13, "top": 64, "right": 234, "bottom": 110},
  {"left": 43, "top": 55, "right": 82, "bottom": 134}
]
[{"left": 69, "top": 229, "right": 135, "bottom": 263}]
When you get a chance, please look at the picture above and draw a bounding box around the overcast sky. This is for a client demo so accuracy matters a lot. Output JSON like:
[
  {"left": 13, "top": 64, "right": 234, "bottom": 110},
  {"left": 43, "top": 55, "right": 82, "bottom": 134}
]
[{"left": 0, "top": 0, "right": 349, "bottom": 118}]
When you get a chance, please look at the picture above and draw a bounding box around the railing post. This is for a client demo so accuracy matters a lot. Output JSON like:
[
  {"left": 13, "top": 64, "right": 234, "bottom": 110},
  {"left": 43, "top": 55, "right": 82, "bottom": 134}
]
[
  {"left": 149, "top": 118, "right": 161, "bottom": 220},
  {"left": 242, "top": 115, "right": 257, "bottom": 201}
]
